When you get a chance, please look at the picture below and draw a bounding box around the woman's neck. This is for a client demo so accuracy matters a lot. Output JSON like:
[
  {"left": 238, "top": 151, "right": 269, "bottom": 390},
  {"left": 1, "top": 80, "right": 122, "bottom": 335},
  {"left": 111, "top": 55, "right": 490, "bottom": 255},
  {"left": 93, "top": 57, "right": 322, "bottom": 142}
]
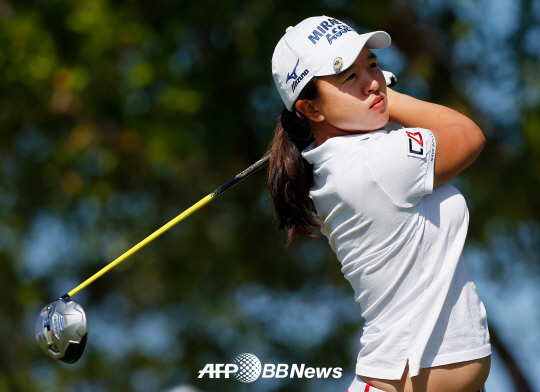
[{"left": 311, "top": 122, "right": 379, "bottom": 146}]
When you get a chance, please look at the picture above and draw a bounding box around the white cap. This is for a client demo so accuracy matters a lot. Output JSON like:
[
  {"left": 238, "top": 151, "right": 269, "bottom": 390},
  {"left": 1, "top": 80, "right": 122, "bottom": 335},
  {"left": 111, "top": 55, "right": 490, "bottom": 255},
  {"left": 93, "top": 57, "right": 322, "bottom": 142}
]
[{"left": 272, "top": 16, "right": 391, "bottom": 111}]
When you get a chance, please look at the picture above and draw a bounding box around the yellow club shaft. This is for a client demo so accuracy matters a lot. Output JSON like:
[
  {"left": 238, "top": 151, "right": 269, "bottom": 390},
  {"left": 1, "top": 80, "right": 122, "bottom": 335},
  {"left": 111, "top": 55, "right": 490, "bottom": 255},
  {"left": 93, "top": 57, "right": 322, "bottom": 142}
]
[
  {"left": 66, "top": 194, "right": 214, "bottom": 297},
  {"left": 62, "top": 153, "right": 271, "bottom": 299}
]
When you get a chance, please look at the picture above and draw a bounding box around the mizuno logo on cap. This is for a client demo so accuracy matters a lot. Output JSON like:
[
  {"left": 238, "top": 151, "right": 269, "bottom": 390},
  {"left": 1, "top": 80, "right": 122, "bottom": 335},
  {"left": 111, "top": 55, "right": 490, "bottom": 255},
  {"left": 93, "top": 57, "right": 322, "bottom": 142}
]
[
  {"left": 286, "top": 59, "right": 300, "bottom": 83},
  {"left": 291, "top": 69, "right": 309, "bottom": 93},
  {"left": 285, "top": 59, "right": 308, "bottom": 93}
]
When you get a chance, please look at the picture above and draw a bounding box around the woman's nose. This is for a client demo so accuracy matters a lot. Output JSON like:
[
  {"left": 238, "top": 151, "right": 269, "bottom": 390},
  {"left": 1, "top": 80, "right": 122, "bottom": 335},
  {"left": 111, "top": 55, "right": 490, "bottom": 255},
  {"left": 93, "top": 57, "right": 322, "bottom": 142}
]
[{"left": 364, "top": 75, "right": 380, "bottom": 95}]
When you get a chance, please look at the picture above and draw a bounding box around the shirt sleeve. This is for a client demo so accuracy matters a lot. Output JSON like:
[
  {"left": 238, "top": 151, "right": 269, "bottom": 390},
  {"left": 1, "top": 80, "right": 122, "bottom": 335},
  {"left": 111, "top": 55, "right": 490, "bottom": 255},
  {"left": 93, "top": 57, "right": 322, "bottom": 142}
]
[{"left": 364, "top": 127, "right": 437, "bottom": 208}]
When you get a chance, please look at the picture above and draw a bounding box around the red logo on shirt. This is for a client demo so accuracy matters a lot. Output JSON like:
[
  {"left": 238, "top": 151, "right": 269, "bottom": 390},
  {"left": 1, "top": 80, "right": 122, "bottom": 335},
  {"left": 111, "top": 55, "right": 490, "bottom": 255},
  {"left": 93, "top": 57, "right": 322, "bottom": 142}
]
[
  {"left": 406, "top": 131, "right": 425, "bottom": 157},
  {"left": 406, "top": 131, "right": 423, "bottom": 147}
]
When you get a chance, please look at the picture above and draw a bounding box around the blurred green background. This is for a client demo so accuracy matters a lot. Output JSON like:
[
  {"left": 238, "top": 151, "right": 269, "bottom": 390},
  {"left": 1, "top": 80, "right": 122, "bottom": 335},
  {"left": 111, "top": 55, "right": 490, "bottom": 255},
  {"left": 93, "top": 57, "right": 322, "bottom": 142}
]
[{"left": 1, "top": 0, "right": 539, "bottom": 391}]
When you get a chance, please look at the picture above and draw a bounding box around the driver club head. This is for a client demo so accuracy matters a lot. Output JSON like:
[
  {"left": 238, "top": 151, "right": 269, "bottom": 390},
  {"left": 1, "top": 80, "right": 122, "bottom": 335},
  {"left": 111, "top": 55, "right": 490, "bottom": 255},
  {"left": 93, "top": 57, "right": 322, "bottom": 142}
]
[{"left": 35, "top": 297, "right": 88, "bottom": 364}]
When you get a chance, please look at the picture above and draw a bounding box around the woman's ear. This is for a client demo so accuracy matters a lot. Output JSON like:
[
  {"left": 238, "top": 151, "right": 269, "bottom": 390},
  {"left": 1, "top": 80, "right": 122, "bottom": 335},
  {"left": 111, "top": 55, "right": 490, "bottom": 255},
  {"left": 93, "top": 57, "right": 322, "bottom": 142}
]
[{"left": 295, "top": 99, "right": 325, "bottom": 123}]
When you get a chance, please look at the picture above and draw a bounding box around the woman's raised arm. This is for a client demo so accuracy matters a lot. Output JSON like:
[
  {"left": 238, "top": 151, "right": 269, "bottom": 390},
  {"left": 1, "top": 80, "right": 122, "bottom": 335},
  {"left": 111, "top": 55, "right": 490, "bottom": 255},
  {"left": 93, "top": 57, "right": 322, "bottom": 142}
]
[{"left": 387, "top": 88, "right": 485, "bottom": 188}]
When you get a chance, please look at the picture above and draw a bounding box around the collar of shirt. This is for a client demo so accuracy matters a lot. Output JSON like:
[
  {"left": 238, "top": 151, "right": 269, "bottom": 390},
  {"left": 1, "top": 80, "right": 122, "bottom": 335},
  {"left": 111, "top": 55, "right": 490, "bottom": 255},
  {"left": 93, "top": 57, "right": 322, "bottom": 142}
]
[{"left": 302, "top": 129, "right": 388, "bottom": 165}]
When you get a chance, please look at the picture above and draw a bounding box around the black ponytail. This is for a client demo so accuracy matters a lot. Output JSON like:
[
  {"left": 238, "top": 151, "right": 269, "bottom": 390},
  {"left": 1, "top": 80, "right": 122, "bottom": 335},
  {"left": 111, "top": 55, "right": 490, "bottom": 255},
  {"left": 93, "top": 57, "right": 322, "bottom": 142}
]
[{"left": 268, "top": 77, "right": 320, "bottom": 246}]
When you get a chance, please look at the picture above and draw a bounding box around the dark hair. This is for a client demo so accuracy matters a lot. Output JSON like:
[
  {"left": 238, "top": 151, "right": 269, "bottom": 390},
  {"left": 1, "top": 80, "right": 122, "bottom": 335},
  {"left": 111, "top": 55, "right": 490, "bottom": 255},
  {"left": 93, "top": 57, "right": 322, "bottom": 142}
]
[{"left": 268, "top": 77, "right": 320, "bottom": 246}]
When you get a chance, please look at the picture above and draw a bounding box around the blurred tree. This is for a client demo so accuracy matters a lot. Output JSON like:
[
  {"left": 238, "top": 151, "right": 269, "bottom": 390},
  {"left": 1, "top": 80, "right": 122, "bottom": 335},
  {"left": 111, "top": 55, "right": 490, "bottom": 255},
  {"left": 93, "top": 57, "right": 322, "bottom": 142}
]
[{"left": 0, "top": 0, "right": 538, "bottom": 391}]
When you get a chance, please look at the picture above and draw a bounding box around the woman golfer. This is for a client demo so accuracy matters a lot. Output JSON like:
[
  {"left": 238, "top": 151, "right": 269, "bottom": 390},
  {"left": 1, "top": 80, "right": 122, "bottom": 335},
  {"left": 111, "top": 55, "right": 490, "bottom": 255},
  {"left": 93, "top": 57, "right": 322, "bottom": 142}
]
[{"left": 268, "top": 16, "right": 491, "bottom": 392}]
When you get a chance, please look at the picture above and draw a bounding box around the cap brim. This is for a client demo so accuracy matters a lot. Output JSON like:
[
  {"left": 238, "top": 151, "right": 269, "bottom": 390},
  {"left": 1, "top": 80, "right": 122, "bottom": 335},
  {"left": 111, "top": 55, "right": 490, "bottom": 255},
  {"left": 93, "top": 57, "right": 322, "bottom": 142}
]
[{"left": 315, "top": 31, "right": 391, "bottom": 77}]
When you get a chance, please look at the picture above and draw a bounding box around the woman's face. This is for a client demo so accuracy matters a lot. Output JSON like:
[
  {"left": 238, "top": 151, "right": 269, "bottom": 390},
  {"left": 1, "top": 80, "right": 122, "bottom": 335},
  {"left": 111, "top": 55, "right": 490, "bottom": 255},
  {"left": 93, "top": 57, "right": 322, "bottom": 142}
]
[{"left": 309, "top": 46, "right": 389, "bottom": 133}]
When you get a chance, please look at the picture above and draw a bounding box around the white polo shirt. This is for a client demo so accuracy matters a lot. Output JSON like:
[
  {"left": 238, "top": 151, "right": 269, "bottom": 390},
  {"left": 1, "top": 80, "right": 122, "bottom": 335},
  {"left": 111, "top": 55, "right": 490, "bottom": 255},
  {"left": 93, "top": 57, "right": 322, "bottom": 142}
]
[{"left": 301, "top": 128, "right": 491, "bottom": 380}]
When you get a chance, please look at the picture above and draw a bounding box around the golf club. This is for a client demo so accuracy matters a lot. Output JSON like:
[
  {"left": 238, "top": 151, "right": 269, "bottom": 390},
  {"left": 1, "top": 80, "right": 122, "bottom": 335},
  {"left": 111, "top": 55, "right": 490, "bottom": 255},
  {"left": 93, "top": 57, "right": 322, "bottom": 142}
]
[
  {"left": 35, "top": 154, "right": 270, "bottom": 363},
  {"left": 35, "top": 71, "right": 398, "bottom": 364}
]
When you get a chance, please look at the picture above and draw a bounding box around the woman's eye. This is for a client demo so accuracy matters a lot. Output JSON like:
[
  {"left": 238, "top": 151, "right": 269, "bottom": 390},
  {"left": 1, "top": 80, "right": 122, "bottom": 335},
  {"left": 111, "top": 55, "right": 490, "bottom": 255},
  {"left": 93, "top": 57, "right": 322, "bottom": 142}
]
[
  {"left": 345, "top": 73, "right": 356, "bottom": 81},
  {"left": 370, "top": 62, "right": 378, "bottom": 69}
]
